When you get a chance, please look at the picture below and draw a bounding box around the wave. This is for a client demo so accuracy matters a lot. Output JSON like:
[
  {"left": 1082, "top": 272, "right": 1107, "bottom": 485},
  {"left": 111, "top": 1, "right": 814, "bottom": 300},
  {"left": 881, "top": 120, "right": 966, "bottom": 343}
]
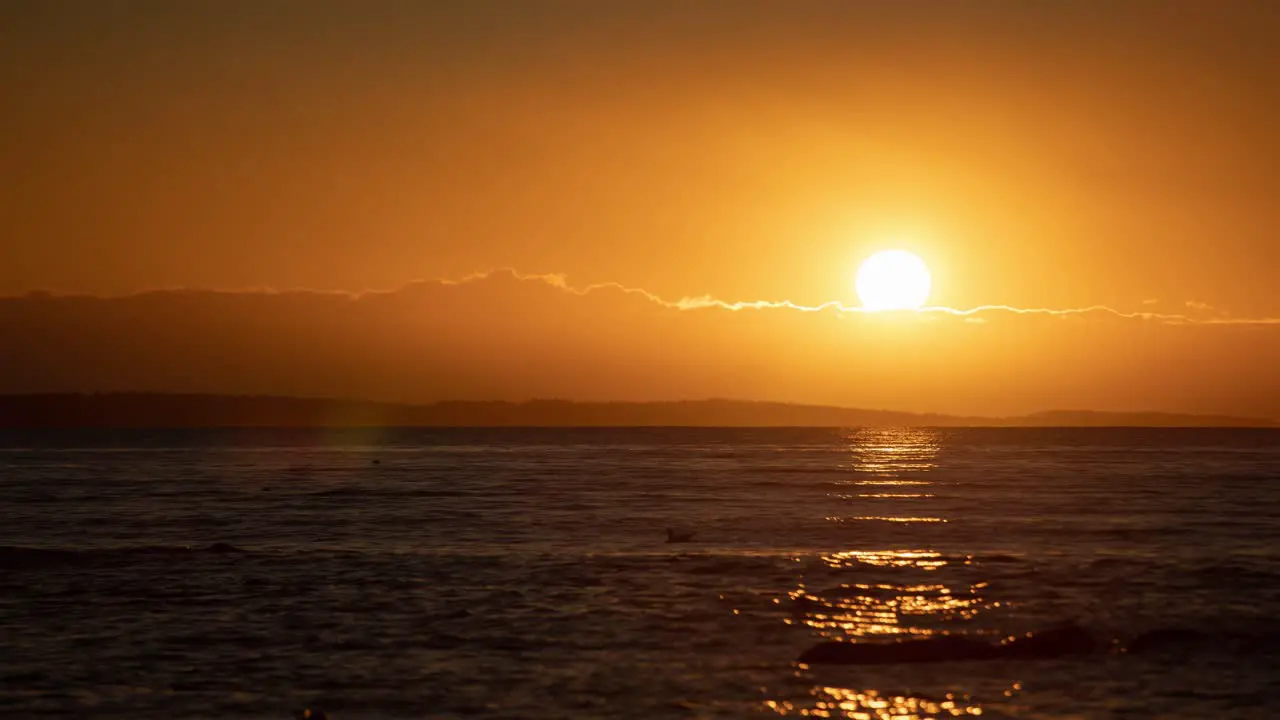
[
  {"left": 300, "top": 486, "right": 493, "bottom": 499},
  {"left": 0, "top": 543, "right": 246, "bottom": 569},
  {"left": 797, "top": 623, "right": 1280, "bottom": 665}
]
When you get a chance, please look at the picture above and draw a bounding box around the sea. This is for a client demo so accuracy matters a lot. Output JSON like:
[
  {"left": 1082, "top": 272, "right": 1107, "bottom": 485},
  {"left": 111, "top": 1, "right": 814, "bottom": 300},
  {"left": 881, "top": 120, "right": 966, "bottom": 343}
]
[{"left": 1, "top": 427, "right": 1278, "bottom": 719}]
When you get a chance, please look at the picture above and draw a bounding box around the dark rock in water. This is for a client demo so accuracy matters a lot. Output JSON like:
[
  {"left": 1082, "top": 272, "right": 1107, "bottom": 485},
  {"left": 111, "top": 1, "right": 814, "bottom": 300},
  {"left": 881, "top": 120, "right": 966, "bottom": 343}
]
[
  {"left": 0, "top": 546, "right": 81, "bottom": 569},
  {"left": 799, "top": 624, "right": 1096, "bottom": 665},
  {"left": 666, "top": 528, "right": 696, "bottom": 543},
  {"left": 1127, "top": 628, "right": 1280, "bottom": 656},
  {"left": 1000, "top": 624, "right": 1095, "bottom": 659},
  {"left": 1231, "top": 631, "right": 1280, "bottom": 654},
  {"left": 978, "top": 553, "right": 1024, "bottom": 563},
  {"left": 0, "top": 543, "right": 247, "bottom": 570},
  {"left": 422, "top": 632, "right": 467, "bottom": 650},
  {"left": 134, "top": 545, "right": 188, "bottom": 555},
  {"left": 1128, "top": 627, "right": 1210, "bottom": 654},
  {"left": 798, "top": 636, "right": 996, "bottom": 665}
]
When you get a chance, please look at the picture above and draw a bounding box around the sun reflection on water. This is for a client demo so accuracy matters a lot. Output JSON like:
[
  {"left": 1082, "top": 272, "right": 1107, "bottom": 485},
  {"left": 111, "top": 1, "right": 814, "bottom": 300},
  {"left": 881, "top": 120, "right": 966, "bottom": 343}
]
[
  {"left": 760, "top": 429, "right": 1021, "bottom": 719},
  {"left": 840, "top": 428, "right": 942, "bottom": 477},
  {"left": 787, "top": 550, "right": 989, "bottom": 640},
  {"left": 765, "top": 685, "right": 1001, "bottom": 719},
  {"left": 828, "top": 516, "right": 948, "bottom": 523},
  {"left": 786, "top": 580, "right": 987, "bottom": 638},
  {"left": 848, "top": 480, "right": 933, "bottom": 486},
  {"left": 830, "top": 429, "right": 945, "bottom": 523},
  {"left": 822, "top": 549, "right": 958, "bottom": 570},
  {"left": 854, "top": 493, "right": 935, "bottom": 499}
]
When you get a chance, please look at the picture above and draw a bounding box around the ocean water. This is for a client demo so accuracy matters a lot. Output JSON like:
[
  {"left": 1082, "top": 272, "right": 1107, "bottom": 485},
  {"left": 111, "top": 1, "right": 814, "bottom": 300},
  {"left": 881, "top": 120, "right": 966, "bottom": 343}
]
[{"left": 1, "top": 427, "right": 1278, "bottom": 719}]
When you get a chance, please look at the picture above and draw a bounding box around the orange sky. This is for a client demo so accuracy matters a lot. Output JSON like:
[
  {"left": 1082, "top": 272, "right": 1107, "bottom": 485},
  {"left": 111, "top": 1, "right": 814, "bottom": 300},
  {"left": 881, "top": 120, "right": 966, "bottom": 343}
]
[{"left": 2, "top": 2, "right": 1277, "bottom": 416}]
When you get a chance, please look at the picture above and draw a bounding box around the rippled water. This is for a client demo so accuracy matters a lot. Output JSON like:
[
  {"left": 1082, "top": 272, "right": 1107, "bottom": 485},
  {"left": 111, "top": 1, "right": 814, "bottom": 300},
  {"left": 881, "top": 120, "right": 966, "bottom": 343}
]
[{"left": 2, "top": 427, "right": 1278, "bottom": 719}]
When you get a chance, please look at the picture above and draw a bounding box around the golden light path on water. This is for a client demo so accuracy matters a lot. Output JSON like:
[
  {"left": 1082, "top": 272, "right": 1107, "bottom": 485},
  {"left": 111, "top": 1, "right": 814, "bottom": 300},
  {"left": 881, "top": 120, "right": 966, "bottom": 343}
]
[
  {"left": 765, "top": 685, "right": 999, "bottom": 718},
  {"left": 854, "top": 493, "right": 935, "bottom": 499},
  {"left": 762, "top": 429, "right": 1024, "bottom": 719},
  {"left": 822, "top": 550, "right": 955, "bottom": 571},
  {"left": 827, "top": 516, "right": 948, "bottom": 523}
]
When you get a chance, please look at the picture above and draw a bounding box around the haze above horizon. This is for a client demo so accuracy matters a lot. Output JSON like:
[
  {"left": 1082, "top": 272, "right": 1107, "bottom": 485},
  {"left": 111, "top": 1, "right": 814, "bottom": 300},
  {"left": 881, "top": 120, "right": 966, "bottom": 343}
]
[
  {"left": 3, "top": 1, "right": 1277, "bottom": 418},
  {"left": 1, "top": 393, "right": 1275, "bottom": 428}
]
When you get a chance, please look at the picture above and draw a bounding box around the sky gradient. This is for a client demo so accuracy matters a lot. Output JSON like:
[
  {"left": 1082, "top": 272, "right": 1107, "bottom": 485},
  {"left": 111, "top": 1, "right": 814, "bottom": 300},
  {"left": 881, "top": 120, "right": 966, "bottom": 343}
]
[{"left": 3, "top": 1, "right": 1277, "bottom": 416}]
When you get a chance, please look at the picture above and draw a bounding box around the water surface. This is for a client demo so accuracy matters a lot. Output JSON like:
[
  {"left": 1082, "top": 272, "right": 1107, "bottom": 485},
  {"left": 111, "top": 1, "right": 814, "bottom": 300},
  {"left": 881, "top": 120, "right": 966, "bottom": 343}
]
[{"left": 2, "top": 427, "right": 1278, "bottom": 718}]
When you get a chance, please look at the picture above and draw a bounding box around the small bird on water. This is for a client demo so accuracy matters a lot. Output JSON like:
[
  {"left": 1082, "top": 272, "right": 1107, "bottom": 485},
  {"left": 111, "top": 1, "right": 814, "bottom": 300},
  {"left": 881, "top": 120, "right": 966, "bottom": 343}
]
[{"left": 293, "top": 709, "right": 328, "bottom": 720}]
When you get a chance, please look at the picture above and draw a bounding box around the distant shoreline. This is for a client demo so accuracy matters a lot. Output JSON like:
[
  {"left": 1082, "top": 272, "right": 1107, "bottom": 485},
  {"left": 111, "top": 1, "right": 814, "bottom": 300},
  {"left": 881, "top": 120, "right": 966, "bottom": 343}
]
[{"left": 0, "top": 393, "right": 1273, "bottom": 429}]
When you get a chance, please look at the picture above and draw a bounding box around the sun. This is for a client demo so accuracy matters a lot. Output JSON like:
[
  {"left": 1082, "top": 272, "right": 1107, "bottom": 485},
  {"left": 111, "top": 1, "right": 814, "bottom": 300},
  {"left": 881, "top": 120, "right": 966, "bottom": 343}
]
[{"left": 855, "top": 250, "right": 931, "bottom": 311}]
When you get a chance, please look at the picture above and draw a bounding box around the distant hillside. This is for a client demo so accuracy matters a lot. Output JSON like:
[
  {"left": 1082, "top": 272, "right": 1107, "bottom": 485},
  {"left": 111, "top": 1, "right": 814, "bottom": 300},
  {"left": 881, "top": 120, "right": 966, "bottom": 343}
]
[
  {"left": 1014, "top": 410, "right": 1275, "bottom": 428},
  {"left": 0, "top": 394, "right": 1273, "bottom": 428}
]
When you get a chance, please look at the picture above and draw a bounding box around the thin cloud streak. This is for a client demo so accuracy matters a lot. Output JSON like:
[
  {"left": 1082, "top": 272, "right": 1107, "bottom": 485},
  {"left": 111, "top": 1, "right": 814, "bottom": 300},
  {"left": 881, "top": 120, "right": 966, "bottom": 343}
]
[
  {"left": 12, "top": 267, "right": 1278, "bottom": 326},
  {"left": 451, "top": 268, "right": 1280, "bottom": 326}
]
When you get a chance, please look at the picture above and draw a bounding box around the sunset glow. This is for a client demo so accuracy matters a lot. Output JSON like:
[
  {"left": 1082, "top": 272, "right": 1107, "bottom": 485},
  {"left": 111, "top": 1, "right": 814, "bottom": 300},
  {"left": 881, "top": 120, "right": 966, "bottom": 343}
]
[
  {"left": 855, "top": 250, "right": 932, "bottom": 311},
  {"left": 3, "top": 6, "right": 1279, "bottom": 720},
  {"left": 1, "top": 3, "right": 1277, "bottom": 418}
]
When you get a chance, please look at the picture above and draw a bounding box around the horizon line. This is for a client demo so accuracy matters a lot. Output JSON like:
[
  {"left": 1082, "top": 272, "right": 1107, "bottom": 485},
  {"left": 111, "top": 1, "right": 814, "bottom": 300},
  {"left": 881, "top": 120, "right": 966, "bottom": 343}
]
[{"left": 1, "top": 391, "right": 1274, "bottom": 425}]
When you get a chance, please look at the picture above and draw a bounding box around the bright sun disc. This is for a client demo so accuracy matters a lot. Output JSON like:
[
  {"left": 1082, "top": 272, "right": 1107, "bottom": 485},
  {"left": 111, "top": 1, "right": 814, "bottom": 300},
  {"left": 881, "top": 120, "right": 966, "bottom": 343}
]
[{"left": 855, "top": 250, "right": 931, "bottom": 311}]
